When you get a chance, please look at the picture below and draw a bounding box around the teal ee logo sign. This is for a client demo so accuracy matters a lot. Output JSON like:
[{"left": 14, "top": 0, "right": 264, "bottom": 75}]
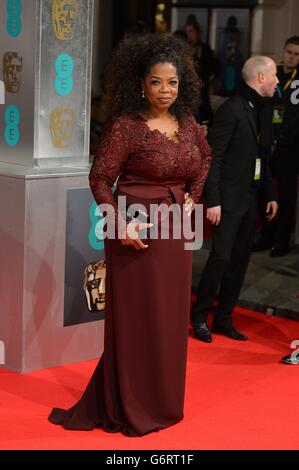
[
  {"left": 7, "top": 0, "right": 22, "bottom": 37},
  {"left": 54, "top": 54, "right": 74, "bottom": 96},
  {"left": 89, "top": 202, "right": 105, "bottom": 251},
  {"left": 4, "top": 104, "right": 20, "bottom": 146},
  {"left": 0, "top": 80, "right": 5, "bottom": 105}
]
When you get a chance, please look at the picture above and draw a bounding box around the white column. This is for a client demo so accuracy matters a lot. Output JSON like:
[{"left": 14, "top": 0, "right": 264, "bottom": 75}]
[{"left": 251, "top": 0, "right": 299, "bottom": 61}]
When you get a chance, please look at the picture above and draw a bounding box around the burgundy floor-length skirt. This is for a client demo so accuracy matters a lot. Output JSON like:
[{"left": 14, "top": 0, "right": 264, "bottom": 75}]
[{"left": 49, "top": 186, "right": 192, "bottom": 436}]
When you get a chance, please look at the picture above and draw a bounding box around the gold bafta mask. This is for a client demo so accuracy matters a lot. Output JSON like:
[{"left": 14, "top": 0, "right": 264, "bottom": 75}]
[
  {"left": 84, "top": 260, "right": 106, "bottom": 312},
  {"left": 52, "top": 0, "right": 78, "bottom": 41},
  {"left": 3, "top": 52, "right": 23, "bottom": 93},
  {"left": 50, "top": 108, "right": 75, "bottom": 148}
]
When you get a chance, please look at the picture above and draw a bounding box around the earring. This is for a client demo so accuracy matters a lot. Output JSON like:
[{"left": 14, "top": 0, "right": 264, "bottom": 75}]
[{"left": 141, "top": 90, "right": 145, "bottom": 99}]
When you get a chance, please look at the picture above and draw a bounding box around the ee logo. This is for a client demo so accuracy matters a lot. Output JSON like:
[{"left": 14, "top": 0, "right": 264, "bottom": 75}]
[
  {"left": 54, "top": 54, "right": 74, "bottom": 96},
  {"left": 7, "top": 0, "right": 22, "bottom": 38},
  {"left": 4, "top": 104, "right": 20, "bottom": 146},
  {"left": 89, "top": 202, "right": 105, "bottom": 251}
]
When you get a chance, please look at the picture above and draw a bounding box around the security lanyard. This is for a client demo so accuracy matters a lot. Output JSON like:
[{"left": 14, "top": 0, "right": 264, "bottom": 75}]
[
  {"left": 283, "top": 68, "right": 297, "bottom": 91},
  {"left": 275, "top": 67, "right": 297, "bottom": 98}
]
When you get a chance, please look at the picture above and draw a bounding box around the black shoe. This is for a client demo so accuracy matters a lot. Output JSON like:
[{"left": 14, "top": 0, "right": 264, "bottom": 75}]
[
  {"left": 270, "top": 244, "right": 290, "bottom": 257},
  {"left": 281, "top": 354, "right": 299, "bottom": 365},
  {"left": 193, "top": 322, "right": 212, "bottom": 343},
  {"left": 212, "top": 324, "right": 248, "bottom": 341}
]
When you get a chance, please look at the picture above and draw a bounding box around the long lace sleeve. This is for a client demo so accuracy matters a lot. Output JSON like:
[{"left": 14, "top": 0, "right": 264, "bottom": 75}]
[
  {"left": 188, "top": 122, "right": 212, "bottom": 203},
  {"left": 89, "top": 116, "right": 131, "bottom": 237},
  {"left": 89, "top": 116, "right": 131, "bottom": 211}
]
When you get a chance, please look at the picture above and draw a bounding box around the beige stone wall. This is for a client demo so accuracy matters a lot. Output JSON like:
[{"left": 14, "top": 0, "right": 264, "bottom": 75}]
[{"left": 251, "top": 0, "right": 299, "bottom": 61}]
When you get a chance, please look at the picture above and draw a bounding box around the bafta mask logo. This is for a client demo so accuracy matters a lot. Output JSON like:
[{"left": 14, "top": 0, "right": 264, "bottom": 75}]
[
  {"left": 52, "top": 0, "right": 78, "bottom": 41},
  {"left": 50, "top": 107, "right": 75, "bottom": 148},
  {"left": 3, "top": 52, "right": 23, "bottom": 94},
  {"left": 84, "top": 260, "right": 106, "bottom": 312}
]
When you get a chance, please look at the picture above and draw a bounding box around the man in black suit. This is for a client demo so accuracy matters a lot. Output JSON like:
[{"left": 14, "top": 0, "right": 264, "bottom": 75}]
[
  {"left": 258, "top": 37, "right": 299, "bottom": 257},
  {"left": 192, "top": 56, "right": 279, "bottom": 342}
]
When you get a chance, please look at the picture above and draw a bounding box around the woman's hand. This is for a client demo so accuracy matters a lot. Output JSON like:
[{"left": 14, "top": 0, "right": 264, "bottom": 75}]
[
  {"left": 206, "top": 205, "right": 221, "bottom": 225},
  {"left": 120, "top": 222, "right": 153, "bottom": 251},
  {"left": 184, "top": 193, "right": 195, "bottom": 217}
]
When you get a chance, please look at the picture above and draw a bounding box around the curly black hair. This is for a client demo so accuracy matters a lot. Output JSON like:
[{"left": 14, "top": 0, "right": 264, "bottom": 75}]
[{"left": 104, "top": 33, "right": 201, "bottom": 122}]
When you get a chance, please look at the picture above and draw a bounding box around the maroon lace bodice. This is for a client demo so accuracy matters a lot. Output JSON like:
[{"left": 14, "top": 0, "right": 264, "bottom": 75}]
[{"left": 89, "top": 114, "right": 212, "bottom": 210}]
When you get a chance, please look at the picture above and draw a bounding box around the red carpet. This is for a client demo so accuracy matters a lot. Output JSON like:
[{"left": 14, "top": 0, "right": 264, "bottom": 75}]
[{"left": 1, "top": 307, "right": 299, "bottom": 450}]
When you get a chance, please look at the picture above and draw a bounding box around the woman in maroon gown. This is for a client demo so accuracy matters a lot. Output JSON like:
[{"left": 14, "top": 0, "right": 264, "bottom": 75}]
[{"left": 49, "top": 34, "right": 211, "bottom": 436}]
